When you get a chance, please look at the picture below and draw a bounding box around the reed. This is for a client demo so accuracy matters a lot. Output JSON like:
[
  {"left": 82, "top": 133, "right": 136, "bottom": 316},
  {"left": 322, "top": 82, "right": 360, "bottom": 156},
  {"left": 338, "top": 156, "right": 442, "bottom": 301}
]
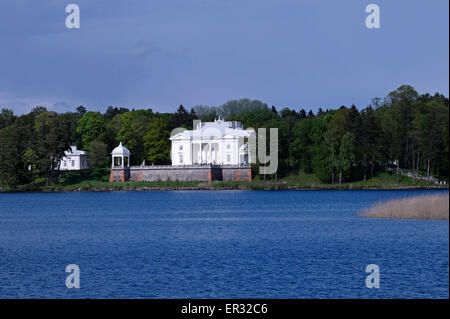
[{"left": 362, "top": 193, "right": 449, "bottom": 220}]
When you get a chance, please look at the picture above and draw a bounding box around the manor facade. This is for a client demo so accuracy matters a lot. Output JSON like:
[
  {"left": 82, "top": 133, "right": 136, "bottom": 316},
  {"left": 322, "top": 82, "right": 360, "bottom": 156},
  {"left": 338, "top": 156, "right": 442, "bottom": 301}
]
[
  {"left": 109, "top": 119, "right": 253, "bottom": 182},
  {"left": 169, "top": 118, "right": 254, "bottom": 166}
]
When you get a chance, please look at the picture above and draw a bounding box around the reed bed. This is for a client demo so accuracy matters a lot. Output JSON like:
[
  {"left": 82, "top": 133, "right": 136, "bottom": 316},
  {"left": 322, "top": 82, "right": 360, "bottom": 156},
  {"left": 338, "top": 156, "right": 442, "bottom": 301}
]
[{"left": 362, "top": 193, "right": 449, "bottom": 220}]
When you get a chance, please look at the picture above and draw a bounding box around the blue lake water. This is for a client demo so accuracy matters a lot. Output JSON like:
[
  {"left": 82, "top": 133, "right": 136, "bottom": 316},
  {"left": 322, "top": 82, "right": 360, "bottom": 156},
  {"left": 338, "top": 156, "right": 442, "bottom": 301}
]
[{"left": 0, "top": 190, "right": 448, "bottom": 299}]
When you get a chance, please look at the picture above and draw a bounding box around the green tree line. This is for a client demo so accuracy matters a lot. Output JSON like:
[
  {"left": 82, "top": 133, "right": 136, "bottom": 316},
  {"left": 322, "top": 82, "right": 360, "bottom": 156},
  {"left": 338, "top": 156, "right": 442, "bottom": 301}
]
[{"left": 0, "top": 85, "right": 448, "bottom": 191}]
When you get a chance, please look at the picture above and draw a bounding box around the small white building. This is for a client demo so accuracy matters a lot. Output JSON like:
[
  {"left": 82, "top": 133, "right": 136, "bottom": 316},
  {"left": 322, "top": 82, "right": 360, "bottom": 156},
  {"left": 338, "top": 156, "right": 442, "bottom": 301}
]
[
  {"left": 111, "top": 142, "right": 130, "bottom": 168},
  {"left": 170, "top": 118, "right": 254, "bottom": 166},
  {"left": 59, "top": 146, "right": 89, "bottom": 170}
]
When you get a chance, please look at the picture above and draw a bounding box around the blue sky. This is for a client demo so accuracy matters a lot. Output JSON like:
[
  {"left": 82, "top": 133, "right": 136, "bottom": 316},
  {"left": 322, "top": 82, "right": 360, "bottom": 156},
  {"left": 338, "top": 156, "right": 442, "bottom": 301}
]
[{"left": 0, "top": 0, "right": 448, "bottom": 114}]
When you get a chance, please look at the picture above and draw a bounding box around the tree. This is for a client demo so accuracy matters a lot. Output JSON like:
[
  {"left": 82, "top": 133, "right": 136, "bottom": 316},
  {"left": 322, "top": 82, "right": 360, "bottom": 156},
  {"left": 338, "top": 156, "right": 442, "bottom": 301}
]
[
  {"left": 170, "top": 105, "right": 195, "bottom": 130},
  {"left": 337, "top": 132, "right": 356, "bottom": 185},
  {"left": 193, "top": 105, "right": 218, "bottom": 121},
  {"left": 298, "top": 109, "right": 307, "bottom": 119},
  {"left": 361, "top": 106, "right": 382, "bottom": 180},
  {"left": 31, "top": 106, "right": 48, "bottom": 115},
  {"left": 23, "top": 148, "right": 38, "bottom": 170},
  {"left": 88, "top": 140, "right": 109, "bottom": 168},
  {"left": 324, "top": 122, "right": 340, "bottom": 184},
  {"left": 415, "top": 100, "right": 447, "bottom": 182},
  {"left": 309, "top": 115, "right": 331, "bottom": 181},
  {"left": 144, "top": 116, "right": 171, "bottom": 164},
  {"left": 317, "top": 108, "right": 325, "bottom": 116},
  {"left": 76, "top": 111, "right": 106, "bottom": 149},
  {"left": 291, "top": 119, "right": 313, "bottom": 173},
  {"left": 384, "top": 85, "right": 419, "bottom": 170},
  {"left": 281, "top": 108, "right": 301, "bottom": 166},
  {"left": 189, "top": 108, "right": 197, "bottom": 122},
  {"left": 111, "top": 110, "right": 152, "bottom": 165},
  {"left": 271, "top": 105, "right": 278, "bottom": 114},
  {"left": 34, "top": 111, "right": 71, "bottom": 185},
  {"left": 0, "top": 109, "right": 15, "bottom": 129},
  {"left": 61, "top": 112, "right": 82, "bottom": 148},
  {"left": 218, "top": 99, "right": 268, "bottom": 119},
  {"left": 76, "top": 105, "right": 87, "bottom": 117},
  {"left": 22, "top": 148, "right": 38, "bottom": 185},
  {"left": 323, "top": 108, "right": 350, "bottom": 183},
  {"left": 103, "top": 106, "right": 130, "bottom": 120},
  {"left": 0, "top": 125, "right": 17, "bottom": 191}
]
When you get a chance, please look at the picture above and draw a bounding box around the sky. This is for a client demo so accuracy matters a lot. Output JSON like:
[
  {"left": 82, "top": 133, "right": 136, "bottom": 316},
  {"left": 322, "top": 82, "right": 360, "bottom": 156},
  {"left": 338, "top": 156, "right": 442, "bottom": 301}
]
[{"left": 0, "top": 0, "right": 448, "bottom": 114}]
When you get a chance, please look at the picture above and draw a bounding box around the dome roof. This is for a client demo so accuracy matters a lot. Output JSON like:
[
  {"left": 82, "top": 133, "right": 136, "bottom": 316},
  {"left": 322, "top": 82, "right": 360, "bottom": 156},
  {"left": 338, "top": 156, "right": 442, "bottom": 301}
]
[{"left": 111, "top": 142, "right": 130, "bottom": 156}]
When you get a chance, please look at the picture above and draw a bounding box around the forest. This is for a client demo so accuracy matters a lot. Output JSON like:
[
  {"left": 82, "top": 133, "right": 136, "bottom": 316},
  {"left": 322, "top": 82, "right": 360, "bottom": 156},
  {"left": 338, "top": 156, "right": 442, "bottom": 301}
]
[{"left": 0, "top": 85, "right": 448, "bottom": 191}]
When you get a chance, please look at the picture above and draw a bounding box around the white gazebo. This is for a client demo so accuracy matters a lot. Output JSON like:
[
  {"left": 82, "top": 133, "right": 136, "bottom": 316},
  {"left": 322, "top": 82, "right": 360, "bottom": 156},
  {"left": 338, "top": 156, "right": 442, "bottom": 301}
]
[{"left": 111, "top": 142, "right": 130, "bottom": 168}]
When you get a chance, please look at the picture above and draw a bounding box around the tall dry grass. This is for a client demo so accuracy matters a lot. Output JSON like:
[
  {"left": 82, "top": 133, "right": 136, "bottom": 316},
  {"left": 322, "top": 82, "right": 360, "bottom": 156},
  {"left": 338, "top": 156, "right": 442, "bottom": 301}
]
[{"left": 362, "top": 193, "right": 449, "bottom": 220}]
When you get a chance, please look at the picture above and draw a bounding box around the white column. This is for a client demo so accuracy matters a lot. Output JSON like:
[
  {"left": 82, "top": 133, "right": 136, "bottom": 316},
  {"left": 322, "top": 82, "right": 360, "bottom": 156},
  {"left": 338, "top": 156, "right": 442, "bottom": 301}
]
[
  {"left": 234, "top": 138, "right": 239, "bottom": 165},
  {"left": 219, "top": 141, "right": 223, "bottom": 164},
  {"left": 208, "top": 142, "right": 211, "bottom": 164}
]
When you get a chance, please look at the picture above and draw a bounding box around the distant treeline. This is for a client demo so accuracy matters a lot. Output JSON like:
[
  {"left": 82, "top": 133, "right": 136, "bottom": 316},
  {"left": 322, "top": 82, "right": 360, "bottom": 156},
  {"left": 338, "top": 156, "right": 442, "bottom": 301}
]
[{"left": 0, "top": 85, "right": 448, "bottom": 190}]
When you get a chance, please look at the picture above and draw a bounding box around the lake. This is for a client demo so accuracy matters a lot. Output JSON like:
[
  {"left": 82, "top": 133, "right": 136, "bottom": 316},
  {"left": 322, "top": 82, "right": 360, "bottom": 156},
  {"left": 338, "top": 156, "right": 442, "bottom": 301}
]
[{"left": 0, "top": 190, "right": 448, "bottom": 298}]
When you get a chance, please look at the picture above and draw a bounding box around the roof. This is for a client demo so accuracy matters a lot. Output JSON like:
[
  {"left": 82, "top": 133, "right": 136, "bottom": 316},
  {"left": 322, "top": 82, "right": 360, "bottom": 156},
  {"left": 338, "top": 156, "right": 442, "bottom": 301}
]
[
  {"left": 64, "top": 146, "right": 87, "bottom": 156},
  {"left": 111, "top": 142, "right": 130, "bottom": 155},
  {"left": 170, "top": 119, "right": 255, "bottom": 141}
]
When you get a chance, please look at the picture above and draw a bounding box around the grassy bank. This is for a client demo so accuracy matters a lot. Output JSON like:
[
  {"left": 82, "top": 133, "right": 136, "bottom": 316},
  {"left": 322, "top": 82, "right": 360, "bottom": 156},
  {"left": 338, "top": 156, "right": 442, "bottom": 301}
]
[
  {"left": 4, "top": 170, "right": 447, "bottom": 192},
  {"left": 361, "top": 194, "right": 449, "bottom": 220}
]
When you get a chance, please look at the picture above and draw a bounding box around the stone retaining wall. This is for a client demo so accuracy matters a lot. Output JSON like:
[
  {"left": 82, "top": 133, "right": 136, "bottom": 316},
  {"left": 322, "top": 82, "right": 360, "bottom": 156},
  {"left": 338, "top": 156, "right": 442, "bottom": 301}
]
[{"left": 109, "top": 165, "right": 252, "bottom": 182}]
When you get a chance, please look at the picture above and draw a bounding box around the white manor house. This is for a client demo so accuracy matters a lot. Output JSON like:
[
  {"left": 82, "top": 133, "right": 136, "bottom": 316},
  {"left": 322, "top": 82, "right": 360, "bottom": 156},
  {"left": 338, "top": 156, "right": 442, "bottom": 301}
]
[
  {"left": 170, "top": 118, "right": 254, "bottom": 166},
  {"left": 109, "top": 119, "right": 254, "bottom": 182}
]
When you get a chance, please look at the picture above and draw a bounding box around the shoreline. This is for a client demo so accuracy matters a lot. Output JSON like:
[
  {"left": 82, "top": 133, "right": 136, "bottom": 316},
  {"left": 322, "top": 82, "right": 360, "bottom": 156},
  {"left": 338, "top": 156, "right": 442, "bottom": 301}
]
[
  {"left": 3, "top": 171, "right": 448, "bottom": 193},
  {"left": 2, "top": 184, "right": 448, "bottom": 193}
]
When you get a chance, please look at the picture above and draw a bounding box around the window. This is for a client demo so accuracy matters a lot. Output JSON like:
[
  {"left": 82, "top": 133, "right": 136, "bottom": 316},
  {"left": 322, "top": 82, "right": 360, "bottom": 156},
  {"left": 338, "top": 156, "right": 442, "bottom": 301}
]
[
  {"left": 227, "top": 154, "right": 231, "bottom": 163},
  {"left": 72, "top": 160, "right": 75, "bottom": 167},
  {"left": 179, "top": 155, "right": 184, "bottom": 164},
  {"left": 179, "top": 145, "right": 183, "bottom": 151},
  {"left": 63, "top": 161, "right": 67, "bottom": 167},
  {"left": 227, "top": 144, "right": 230, "bottom": 150}
]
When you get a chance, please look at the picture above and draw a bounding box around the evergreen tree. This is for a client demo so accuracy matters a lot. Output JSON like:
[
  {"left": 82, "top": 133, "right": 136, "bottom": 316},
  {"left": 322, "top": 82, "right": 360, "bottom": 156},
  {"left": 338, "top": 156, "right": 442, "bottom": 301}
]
[
  {"left": 76, "top": 105, "right": 87, "bottom": 117},
  {"left": 271, "top": 105, "right": 278, "bottom": 114},
  {"left": 298, "top": 109, "right": 307, "bottom": 119},
  {"left": 171, "top": 105, "right": 193, "bottom": 130}
]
